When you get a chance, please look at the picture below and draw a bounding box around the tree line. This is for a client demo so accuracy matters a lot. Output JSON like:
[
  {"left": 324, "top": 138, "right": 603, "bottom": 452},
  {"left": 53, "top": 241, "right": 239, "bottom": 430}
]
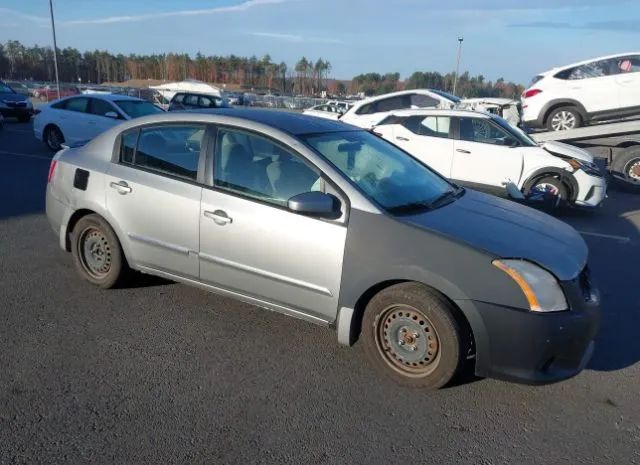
[{"left": 0, "top": 39, "right": 523, "bottom": 98}]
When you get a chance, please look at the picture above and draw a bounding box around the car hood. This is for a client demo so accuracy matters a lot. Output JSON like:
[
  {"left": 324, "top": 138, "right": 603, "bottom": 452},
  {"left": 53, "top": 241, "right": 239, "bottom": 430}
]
[
  {"left": 0, "top": 92, "right": 27, "bottom": 103},
  {"left": 403, "top": 190, "right": 587, "bottom": 281},
  {"left": 541, "top": 141, "right": 594, "bottom": 163}
]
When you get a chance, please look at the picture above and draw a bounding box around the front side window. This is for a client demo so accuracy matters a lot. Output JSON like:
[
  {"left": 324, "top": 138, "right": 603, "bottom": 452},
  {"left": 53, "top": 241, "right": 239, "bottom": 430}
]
[
  {"left": 302, "top": 130, "right": 454, "bottom": 213},
  {"left": 184, "top": 94, "right": 199, "bottom": 106},
  {"left": 120, "top": 125, "right": 204, "bottom": 180},
  {"left": 199, "top": 95, "right": 223, "bottom": 108},
  {"left": 114, "top": 100, "right": 163, "bottom": 118},
  {"left": 64, "top": 97, "right": 89, "bottom": 113},
  {"left": 214, "top": 128, "right": 321, "bottom": 206},
  {"left": 458, "top": 117, "right": 512, "bottom": 145},
  {"left": 617, "top": 55, "right": 640, "bottom": 73},
  {"left": 89, "top": 98, "right": 117, "bottom": 117}
]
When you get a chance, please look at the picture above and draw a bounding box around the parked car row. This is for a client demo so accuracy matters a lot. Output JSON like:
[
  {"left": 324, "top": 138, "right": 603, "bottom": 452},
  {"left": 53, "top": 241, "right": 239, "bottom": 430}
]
[
  {"left": 0, "top": 80, "right": 34, "bottom": 122},
  {"left": 45, "top": 109, "right": 600, "bottom": 390}
]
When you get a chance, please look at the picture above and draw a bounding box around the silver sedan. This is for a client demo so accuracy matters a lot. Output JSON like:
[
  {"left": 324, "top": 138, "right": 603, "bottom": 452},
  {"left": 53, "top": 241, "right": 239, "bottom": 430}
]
[{"left": 46, "top": 109, "right": 599, "bottom": 389}]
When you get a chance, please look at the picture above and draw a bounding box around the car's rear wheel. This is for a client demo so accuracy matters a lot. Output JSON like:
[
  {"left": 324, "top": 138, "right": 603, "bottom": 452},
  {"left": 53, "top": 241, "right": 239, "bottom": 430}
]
[
  {"left": 547, "top": 107, "right": 582, "bottom": 132},
  {"left": 44, "top": 125, "right": 64, "bottom": 151},
  {"left": 610, "top": 147, "right": 640, "bottom": 193},
  {"left": 71, "top": 214, "right": 129, "bottom": 289},
  {"left": 362, "top": 282, "right": 466, "bottom": 389}
]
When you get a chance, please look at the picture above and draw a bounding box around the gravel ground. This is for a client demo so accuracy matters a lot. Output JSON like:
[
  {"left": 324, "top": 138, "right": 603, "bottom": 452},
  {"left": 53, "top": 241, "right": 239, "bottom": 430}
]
[{"left": 1, "top": 119, "right": 639, "bottom": 465}]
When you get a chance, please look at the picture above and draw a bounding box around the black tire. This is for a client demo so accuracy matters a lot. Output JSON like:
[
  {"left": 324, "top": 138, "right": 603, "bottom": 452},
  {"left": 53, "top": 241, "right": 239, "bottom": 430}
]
[
  {"left": 546, "top": 106, "right": 582, "bottom": 132},
  {"left": 362, "top": 282, "right": 466, "bottom": 389},
  {"left": 610, "top": 147, "right": 640, "bottom": 193},
  {"left": 527, "top": 176, "right": 568, "bottom": 207},
  {"left": 71, "top": 214, "right": 129, "bottom": 289},
  {"left": 44, "top": 125, "right": 64, "bottom": 151},
  {"left": 17, "top": 114, "right": 31, "bottom": 123}
]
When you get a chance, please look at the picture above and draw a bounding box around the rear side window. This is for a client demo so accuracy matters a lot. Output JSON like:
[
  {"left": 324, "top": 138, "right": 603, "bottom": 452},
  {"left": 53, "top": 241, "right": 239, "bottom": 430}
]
[
  {"left": 410, "top": 94, "right": 439, "bottom": 108},
  {"left": 376, "top": 95, "right": 410, "bottom": 112},
  {"left": 172, "top": 94, "right": 184, "bottom": 104},
  {"left": 402, "top": 116, "right": 451, "bottom": 138},
  {"left": 119, "top": 125, "right": 205, "bottom": 180},
  {"left": 184, "top": 94, "right": 199, "bottom": 106},
  {"left": 64, "top": 97, "right": 89, "bottom": 113},
  {"left": 355, "top": 102, "right": 376, "bottom": 115}
]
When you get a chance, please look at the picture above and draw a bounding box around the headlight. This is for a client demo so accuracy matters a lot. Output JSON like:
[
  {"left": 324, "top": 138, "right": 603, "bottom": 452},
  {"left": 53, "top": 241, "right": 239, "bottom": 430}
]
[
  {"left": 567, "top": 158, "right": 602, "bottom": 177},
  {"left": 492, "top": 259, "right": 568, "bottom": 312}
]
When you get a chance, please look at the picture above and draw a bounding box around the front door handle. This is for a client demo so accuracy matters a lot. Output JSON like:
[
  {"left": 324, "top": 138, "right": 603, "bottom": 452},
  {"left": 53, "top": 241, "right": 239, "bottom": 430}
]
[
  {"left": 204, "top": 209, "right": 233, "bottom": 226},
  {"left": 109, "top": 181, "right": 132, "bottom": 194},
  {"left": 456, "top": 148, "right": 471, "bottom": 154},
  {"left": 396, "top": 136, "right": 410, "bottom": 142}
]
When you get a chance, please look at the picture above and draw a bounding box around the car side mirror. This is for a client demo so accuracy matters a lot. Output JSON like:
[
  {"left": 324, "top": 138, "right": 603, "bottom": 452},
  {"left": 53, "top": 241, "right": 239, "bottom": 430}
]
[
  {"left": 287, "top": 191, "right": 340, "bottom": 217},
  {"left": 105, "top": 111, "right": 119, "bottom": 119}
]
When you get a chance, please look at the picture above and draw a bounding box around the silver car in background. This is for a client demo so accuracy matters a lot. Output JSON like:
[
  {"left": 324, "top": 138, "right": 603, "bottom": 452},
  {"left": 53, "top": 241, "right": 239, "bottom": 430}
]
[{"left": 46, "top": 109, "right": 599, "bottom": 389}]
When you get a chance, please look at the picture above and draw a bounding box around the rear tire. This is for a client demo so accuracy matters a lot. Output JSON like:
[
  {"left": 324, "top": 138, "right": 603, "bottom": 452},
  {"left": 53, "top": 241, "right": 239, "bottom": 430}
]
[
  {"left": 362, "top": 282, "right": 466, "bottom": 389},
  {"left": 546, "top": 106, "right": 582, "bottom": 132},
  {"left": 44, "top": 125, "right": 64, "bottom": 151},
  {"left": 610, "top": 147, "right": 640, "bottom": 193},
  {"left": 71, "top": 214, "right": 129, "bottom": 289}
]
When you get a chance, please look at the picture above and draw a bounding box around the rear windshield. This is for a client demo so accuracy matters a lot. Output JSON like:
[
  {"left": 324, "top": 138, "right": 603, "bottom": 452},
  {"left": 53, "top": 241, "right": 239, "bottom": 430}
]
[{"left": 115, "top": 100, "right": 164, "bottom": 118}]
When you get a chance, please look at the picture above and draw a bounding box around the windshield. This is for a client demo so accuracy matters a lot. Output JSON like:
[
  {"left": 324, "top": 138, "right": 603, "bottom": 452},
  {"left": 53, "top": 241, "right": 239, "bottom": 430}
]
[
  {"left": 430, "top": 89, "right": 461, "bottom": 104},
  {"left": 302, "top": 130, "right": 457, "bottom": 213},
  {"left": 492, "top": 115, "right": 537, "bottom": 147},
  {"left": 115, "top": 100, "right": 164, "bottom": 118},
  {"left": 0, "top": 83, "right": 16, "bottom": 94}
]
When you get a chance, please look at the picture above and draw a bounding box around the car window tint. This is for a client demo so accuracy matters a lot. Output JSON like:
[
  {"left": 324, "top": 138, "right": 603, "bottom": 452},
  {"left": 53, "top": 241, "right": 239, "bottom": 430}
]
[
  {"left": 418, "top": 116, "right": 451, "bottom": 138},
  {"left": 120, "top": 130, "right": 139, "bottom": 164},
  {"left": 184, "top": 94, "right": 199, "bottom": 106},
  {"left": 51, "top": 100, "right": 67, "bottom": 110},
  {"left": 132, "top": 125, "right": 204, "bottom": 180},
  {"left": 458, "top": 117, "right": 511, "bottom": 145},
  {"left": 214, "top": 128, "right": 321, "bottom": 206},
  {"left": 568, "top": 60, "right": 614, "bottom": 80},
  {"left": 376, "top": 95, "right": 410, "bottom": 112},
  {"left": 617, "top": 56, "right": 640, "bottom": 74},
  {"left": 64, "top": 97, "right": 89, "bottom": 113},
  {"left": 173, "top": 94, "right": 184, "bottom": 104},
  {"left": 89, "top": 98, "right": 115, "bottom": 117},
  {"left": 356, "top": 102, "right": 375, "bottom": 115},
  {"left": 410, "top": 94, "right": 439, "bottom": 108}
]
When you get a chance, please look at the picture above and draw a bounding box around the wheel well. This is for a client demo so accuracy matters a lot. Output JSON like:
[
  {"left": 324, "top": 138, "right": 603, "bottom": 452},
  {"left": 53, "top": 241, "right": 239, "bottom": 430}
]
[
  {"left": 350, "top": 280, "right": 475, "bottom": 354},
  {"left": 64, "top": 208, "right": 96, "bottom": 251},
  {"left": 524, "top": 171, "right": 576, "bottom": 201},
  {"left": 543, "top": 102, "right": 583, "bottom": 125},
  {"left": 43, "top": 123, "right": 61, "bottom": 139}
]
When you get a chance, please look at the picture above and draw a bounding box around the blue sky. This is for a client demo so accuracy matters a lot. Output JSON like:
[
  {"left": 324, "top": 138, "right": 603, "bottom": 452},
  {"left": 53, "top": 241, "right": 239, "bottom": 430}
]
[{"left": 1, "top": 0, "right": 639, "bottom": 84}]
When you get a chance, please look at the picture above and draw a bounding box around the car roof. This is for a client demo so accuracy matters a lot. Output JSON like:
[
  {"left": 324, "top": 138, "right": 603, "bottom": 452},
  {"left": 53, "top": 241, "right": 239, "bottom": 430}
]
[
  {"left": 189, "top": 108, "right": 359, "bottom": 135},
  {"left": 541, "top": 52, "right": 640, "bottom": 74},
  {"left": 382, "top": 108, "right": 492, "bottom": 119},
  {"left": 91, "top": 93, "right": 143, "bottom": 102}
]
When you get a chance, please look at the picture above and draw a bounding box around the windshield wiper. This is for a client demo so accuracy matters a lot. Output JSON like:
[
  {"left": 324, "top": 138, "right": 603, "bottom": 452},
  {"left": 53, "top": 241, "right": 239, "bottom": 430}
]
[
  {"left": 387, "top": 201, "right": 433, "bottom": 214},
  {"left": 427, "top": 187, "right": 463, "bottom": 209}
]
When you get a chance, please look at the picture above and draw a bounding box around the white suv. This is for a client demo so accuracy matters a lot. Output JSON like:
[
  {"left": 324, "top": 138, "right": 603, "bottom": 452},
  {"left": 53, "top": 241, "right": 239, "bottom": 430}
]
[
  {"left": 340, "top": 89, "right": 457, "bottom": 128},
  {"left": 373, "top": 109, "right": 607, "bottom": 208},
  {"left": 522, "top": 53, "right": 640, "bottom": 131}
]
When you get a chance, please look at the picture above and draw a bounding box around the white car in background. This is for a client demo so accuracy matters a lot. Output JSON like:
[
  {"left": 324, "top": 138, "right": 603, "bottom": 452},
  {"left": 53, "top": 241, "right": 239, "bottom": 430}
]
[
  {"left": 522, "top": 52, "right": 640, "bottom": 131},
  {"left": 34, "top": 94, "right": 164, "bottom": 151},
  {"left": 340, "top": 89, "right": 457, "bottom": 128},
  {"left": 302, "top": 103, "right": 343, "bottom": 120},
  {"left": 373, "top": 109, "right": 606, "bottom": 208}
]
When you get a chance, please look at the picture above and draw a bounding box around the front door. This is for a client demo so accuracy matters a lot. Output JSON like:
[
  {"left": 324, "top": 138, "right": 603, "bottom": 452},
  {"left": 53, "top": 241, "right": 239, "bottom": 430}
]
[
  {"left": 199, "top": 126, "right": 347, "bottom": 321},
  {"left": 105, "top": 123, "right": 206, "bottom": 278},
  {"left": 451, "top": 116, "right": 523, "bottom": 190}
]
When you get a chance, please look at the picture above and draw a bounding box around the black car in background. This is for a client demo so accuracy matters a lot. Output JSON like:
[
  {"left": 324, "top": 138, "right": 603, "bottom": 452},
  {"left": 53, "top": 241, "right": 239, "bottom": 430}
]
[
  {"left": 167, "top": 92, "right": 229, "bottom": 111},
  {"left": 0, "top": 81, "right": 34, "bottom": 122}
]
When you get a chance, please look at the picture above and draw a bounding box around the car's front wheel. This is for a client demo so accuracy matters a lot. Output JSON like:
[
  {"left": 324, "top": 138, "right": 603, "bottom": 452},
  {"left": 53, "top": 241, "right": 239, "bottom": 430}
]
[
  {"left": 44, "top": 125, "right": 64, "bottom": 151},
  {"left": 547, "top": 107, "right": 582, "bottom": 132},
  {"left": 528, "top": 176, "right": 569, "bottom": 207},
  {"left": 71, "top": 214, "right": 129, "bottom": 289},
  {"left": 362, "top": 282, "right": 466, "bottom": 389}
]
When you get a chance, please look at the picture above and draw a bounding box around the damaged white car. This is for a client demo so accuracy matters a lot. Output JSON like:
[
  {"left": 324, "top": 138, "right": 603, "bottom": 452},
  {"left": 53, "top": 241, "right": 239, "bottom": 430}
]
[
  {"left": 459, "top": 97, "right": 522, "bottom": 127},
  {"left": 373, "top": 109, "right": 606, "bottom": 208}
]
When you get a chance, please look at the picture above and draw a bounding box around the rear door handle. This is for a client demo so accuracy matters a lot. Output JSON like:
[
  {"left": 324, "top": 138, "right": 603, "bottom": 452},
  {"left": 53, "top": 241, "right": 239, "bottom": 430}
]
[
  {"left": 109, "top": 181, "right": 132, "bottom": 194},
  {"left": 456, "top": 149, "right": 471, "bottom": 154},
  {"left": 204, "top": 209, "right": 233, "bottom": 226},
  {"left": 396, "top": 136, "right": 410, "bottom": 142}
]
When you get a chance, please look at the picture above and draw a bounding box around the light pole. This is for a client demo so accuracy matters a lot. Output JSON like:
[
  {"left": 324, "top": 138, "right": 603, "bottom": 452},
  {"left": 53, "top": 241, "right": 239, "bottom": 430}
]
[
  {"left": 452, "top": 36, "right": 464, "bottom": 97},
  {"left": 48, "top": 0, "right": 61, "bottom": 100}
]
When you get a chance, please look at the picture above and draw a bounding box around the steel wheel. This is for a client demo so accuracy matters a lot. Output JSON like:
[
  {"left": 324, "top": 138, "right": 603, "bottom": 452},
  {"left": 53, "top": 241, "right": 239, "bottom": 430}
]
[
  {"left": 375, "top": 305, "right": 441, "bottom": 377},
  {"left": 624, "top": 158, "right": 640, "bottom": 183},
  {"left": 78, "top": 227, "right": 112, "bottom": 279},
  {"left": 550, "top": 111, "right": 577, "bottom": 131}
]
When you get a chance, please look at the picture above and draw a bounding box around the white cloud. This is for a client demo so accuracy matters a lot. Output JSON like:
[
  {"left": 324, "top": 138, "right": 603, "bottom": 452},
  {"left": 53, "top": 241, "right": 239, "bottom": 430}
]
[
  {"left": 0, "top": 0, "right": 293, "bottom": 26},
  {"left": 250, "top": 32, "right": 342, "bottom": 44}
]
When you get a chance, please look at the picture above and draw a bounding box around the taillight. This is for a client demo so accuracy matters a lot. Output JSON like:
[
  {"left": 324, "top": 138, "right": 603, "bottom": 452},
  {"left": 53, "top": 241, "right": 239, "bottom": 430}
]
[
  {"left": 522, "top": 89, "right": 542, "bottom": 99},
  {"left": 47, "top": 159, "right": 58, "bottom": 183}
]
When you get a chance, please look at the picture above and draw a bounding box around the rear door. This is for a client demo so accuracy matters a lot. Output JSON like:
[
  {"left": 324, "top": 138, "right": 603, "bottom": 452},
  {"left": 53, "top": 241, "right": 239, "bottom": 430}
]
[
  {"left": 561, "top": 59, "right": 620, "bottom": 113},
  {"left": 55, "top": 97, "right": 91, "bottom": 144},
  {"left": 451, "top": 116, "right": 523, "bottom": 190},
  {"left": 105, "top": 124, "right": 207, "bottom": 278},
  {"left": 199, "top": 126, "right": 347, "bottom": 321},
  {"left": 390, "top": 115, "right": 454, "bottom": 177}
]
